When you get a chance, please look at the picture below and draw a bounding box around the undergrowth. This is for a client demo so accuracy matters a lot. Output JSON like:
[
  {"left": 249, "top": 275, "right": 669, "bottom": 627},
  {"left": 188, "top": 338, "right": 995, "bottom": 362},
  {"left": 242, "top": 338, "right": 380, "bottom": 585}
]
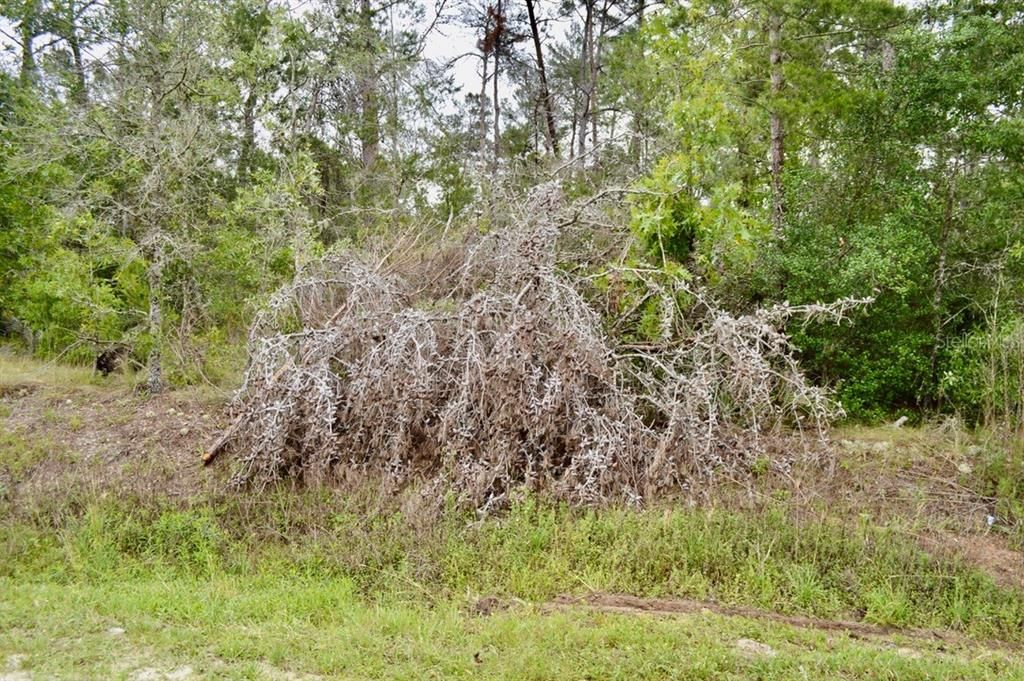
[{"left": 3, "top": 490, "right": 1022, "bottom": 642}]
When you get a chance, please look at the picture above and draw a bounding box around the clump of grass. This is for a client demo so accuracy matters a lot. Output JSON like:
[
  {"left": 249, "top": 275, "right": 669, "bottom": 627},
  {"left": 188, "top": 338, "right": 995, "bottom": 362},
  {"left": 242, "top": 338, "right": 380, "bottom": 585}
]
[
  {"left": 0, "top": 431, "right": 56, "bottom": 481},
  {"left": 2, "top": 492, "right": 1022, "bottom": 642},
  {"left": 4, "top": 576, "right": 1021, "bottom": 680}
]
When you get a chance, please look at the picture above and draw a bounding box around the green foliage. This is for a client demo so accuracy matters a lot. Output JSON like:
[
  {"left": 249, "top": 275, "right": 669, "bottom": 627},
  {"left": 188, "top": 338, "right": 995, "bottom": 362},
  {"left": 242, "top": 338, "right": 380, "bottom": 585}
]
[
  {"left": 0, "top": 430, "right": 55, "bottom": 482},
  {"left": 943, "top": 316, "right": 1024, "bottom": 429},
  {"left": 620, "top": 0, "right": 1024, "bottom": 421},
  {"left": 627, "top": 7, "right": 770, "bottom": 277},
  {"left": 968, "top": 436, "right": 1024, "bottom": 545},
  {"left": 768, "top": 1, "right": 1024, "bottom": 417},
  {"left": 13, "top": 216, "right": 147, "bottom": 360},
  {"left": 424, "top": 127, "right": 477, "bottom": 219},
  {"left": 590, "top": 261, "right": 692, "bottom": 344}
]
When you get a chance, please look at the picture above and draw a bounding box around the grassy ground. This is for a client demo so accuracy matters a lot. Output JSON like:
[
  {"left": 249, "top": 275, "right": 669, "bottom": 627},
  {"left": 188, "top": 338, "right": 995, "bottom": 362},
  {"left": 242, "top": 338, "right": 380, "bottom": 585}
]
[
  {"left": 2, "top": 497, "right": 1023, "bottom": 679},
  {"left": 4, "top": 575, "right": 1022, "bottom": 680},
  {"left": 2, "top": 353, "right": 1024, "bottom": 679}
]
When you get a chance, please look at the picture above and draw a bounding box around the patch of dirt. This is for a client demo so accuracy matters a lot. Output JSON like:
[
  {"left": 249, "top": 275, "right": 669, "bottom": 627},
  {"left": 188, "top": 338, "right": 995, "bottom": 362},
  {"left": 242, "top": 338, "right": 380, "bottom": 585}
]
[
  {"left": 0, "top": 383, "right": 39, "bottom": 400},
  {"left": 1, "top": 655, "right": 30, "bottom": 681},
  {"left": 0, "top": 672, "right": 31, "bottom": 681},
  {"left": 919, "top": 532, "right": 1023, "bottom": 590},
  {"left": 735, "top": 638, "right": 777, "bottom": 658},
  {"left": 470, "top": 596, "right": 510, "bottom": 616},
  {"left": 548, "top": 593, "right": 1022, "bottom": 653},
  {"left": 1, "top": 383, "right": 229, "bottom": 502},
  {"left": 129, "top": 666, "right": 194, "bottom": 681}
]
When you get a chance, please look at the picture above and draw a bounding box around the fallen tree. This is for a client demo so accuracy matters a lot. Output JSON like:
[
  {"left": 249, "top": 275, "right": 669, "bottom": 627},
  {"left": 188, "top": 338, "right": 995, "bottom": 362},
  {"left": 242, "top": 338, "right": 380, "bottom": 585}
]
[{"left": 206, "top": 185, "right": 869, "bottom": 508}]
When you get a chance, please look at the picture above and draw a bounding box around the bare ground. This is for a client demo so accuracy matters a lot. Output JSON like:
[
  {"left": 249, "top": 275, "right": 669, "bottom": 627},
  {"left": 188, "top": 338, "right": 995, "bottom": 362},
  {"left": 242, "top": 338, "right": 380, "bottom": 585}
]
[{"left": 0, "top": 377, "right": 228, "bottom": 502}]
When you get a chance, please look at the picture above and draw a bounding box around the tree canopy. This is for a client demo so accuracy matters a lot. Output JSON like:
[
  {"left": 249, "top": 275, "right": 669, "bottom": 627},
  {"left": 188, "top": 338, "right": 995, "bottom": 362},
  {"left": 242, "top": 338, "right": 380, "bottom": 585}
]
[{"left": 0, "top": 0, "right": 1021, "bottom": 426}]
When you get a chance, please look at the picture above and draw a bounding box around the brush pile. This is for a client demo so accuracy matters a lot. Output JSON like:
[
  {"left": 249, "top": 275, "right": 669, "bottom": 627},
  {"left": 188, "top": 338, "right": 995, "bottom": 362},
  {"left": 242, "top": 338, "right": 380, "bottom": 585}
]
[{"left": 207, "top": 185, "right": 868, "bottom": 508}]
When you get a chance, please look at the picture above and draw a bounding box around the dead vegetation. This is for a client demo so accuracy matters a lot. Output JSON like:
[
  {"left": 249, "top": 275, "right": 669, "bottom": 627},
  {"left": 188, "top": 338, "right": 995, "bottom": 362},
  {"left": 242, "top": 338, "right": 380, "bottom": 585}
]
[{"left": 206, "top": 185, "right": 869, "bottom": 508}]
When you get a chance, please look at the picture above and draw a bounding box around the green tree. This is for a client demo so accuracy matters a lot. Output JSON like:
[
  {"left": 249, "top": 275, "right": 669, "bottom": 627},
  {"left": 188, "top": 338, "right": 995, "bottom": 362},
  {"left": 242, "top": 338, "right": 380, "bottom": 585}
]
[{"left": 778, "top": 0, "right": 1024, "bottom": 415}]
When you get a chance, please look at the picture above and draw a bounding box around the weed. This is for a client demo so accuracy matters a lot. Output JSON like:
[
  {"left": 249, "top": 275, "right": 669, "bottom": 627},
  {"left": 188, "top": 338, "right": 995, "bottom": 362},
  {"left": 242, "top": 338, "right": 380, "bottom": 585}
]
[{"left": 864, "top": 583, "right": 914, "bottom": 627}]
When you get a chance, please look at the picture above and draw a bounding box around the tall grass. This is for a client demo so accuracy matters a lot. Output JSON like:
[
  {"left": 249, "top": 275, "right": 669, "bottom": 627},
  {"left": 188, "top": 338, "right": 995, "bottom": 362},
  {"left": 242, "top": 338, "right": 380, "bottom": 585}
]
[{"left": 3, "top": 492, "right": 1022, "bottom": 641}]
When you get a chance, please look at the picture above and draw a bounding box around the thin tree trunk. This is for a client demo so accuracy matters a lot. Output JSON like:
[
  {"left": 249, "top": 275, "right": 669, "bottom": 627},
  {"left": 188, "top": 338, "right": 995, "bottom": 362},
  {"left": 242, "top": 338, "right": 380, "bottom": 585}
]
[
  {"left": 628, "top": 0, "right": 647, "bottom": 165},
  {"left": 526, "top": 0, "right": 558, "bottom": 157},
  {"left": 479, "top": 47, "right": 490, "bottom": 168},
  {"left": 590, "top": 0, "right": 607, "bottom": 154},
  {"left": 569, "top": 106, "right": 577, "bottom": 159},
  {"left": 62, "top": 0, "right": 88, "bottom": 104},
  {"left": 387, "top": 4, "right": 403, "bottom": 230},
  {"left": 927, "top": 171, "right": 954, "bottom": 410},
  {"left": 142, "top": 6, "right": 168, "bottom": 395},
  {"left": 68, "top": 33, "right": 87, "bottom": 103},
  {"left": 18, "top": 2, "right": 37, "bottom": 87},
  {"left": 492, "top": 0, "right": 502, "bottom": 172},
  {"left": 146, "top": 249, "right": 165, "bottom": 394},
  {"left": 577, "top": 0, "right": 593, "bottom": 160},
  {"left": 357, "top": 0, "right": 380, "bottom": 171},
  {"left": 239, "top": 88, "right": 257, "bottom": 181},
  {"left": 768, "top": 12, "right": 785, "bottom": 237}
]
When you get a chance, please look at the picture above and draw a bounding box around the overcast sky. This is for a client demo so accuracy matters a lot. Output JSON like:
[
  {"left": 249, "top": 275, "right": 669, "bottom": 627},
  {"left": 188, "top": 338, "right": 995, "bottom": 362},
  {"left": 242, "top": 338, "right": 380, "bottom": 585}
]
[{"left": 0, "top": 0, "right": 921, "bottom": 103}]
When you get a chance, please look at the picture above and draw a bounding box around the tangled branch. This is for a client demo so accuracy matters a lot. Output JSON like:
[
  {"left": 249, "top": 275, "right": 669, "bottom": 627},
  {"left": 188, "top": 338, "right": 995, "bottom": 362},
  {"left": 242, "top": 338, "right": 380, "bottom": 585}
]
[{"left": 208, "top": 186, "right": 870, "bottom": 508}]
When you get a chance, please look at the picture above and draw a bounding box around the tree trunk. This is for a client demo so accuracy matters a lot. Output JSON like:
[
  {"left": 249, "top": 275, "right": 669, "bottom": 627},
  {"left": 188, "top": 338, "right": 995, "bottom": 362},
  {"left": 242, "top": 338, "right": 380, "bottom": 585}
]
[
  {"left": 68, "top": 32, "right": 88, "bottom": 103},
  {"left": 492, "top": 0, "right": 502, "bottom": 172},
  {"left": 526, "top": 0, "right": 558, "bottom": 157},
  {"left": 492, "top": 50, "right": 500, "bottom": 171},
  {"left": 18, "top": 2, "right": 38, "bottom": 87},
  {"left": 927, "top": 172, "right": 955, "bottom": 409},
  {"left": 768, "top": 12, "right": 785, "bottom": 238},
  {"left": 357, "top": 0, "right": 380, "bottom": 171},
  {"left": 62, "top": 0, "right": 88, "bottom": 104},
  {"left": 590, "top": 0, "right": 607, "bottom": 154},
  {"left": 146, "top": 250, "right": 165, "bottom": 394},
  {"left": 577, "top": 0, "right": 594, "bottom": 160},
  {"left": 239, "top": 88, "right": 257, "bottom": 181},
  {"left": 627, "top": 0, "right": 647, "bottom": 165},
  {"left": 479, "top": 41, "right": 490, "bottom": 169}
]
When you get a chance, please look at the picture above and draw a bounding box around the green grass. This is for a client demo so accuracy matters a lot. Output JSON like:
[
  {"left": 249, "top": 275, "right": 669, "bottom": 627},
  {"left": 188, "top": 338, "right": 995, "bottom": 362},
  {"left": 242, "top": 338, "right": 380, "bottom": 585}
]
[
  {"left": 0, "top": 351, "right": 104, "bottom": 388},
  {"left": 3, "top": 574, "right": 1022, "bottom": 680},
  {"left": 1, "top": 468, "right": 1023, "bottom": 678},
  {"left": 3, "top": 494, "right": 1023, "bottom": 637},
  {"left": 0, "top": 430, "right": 63, "bottom": 482}
]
